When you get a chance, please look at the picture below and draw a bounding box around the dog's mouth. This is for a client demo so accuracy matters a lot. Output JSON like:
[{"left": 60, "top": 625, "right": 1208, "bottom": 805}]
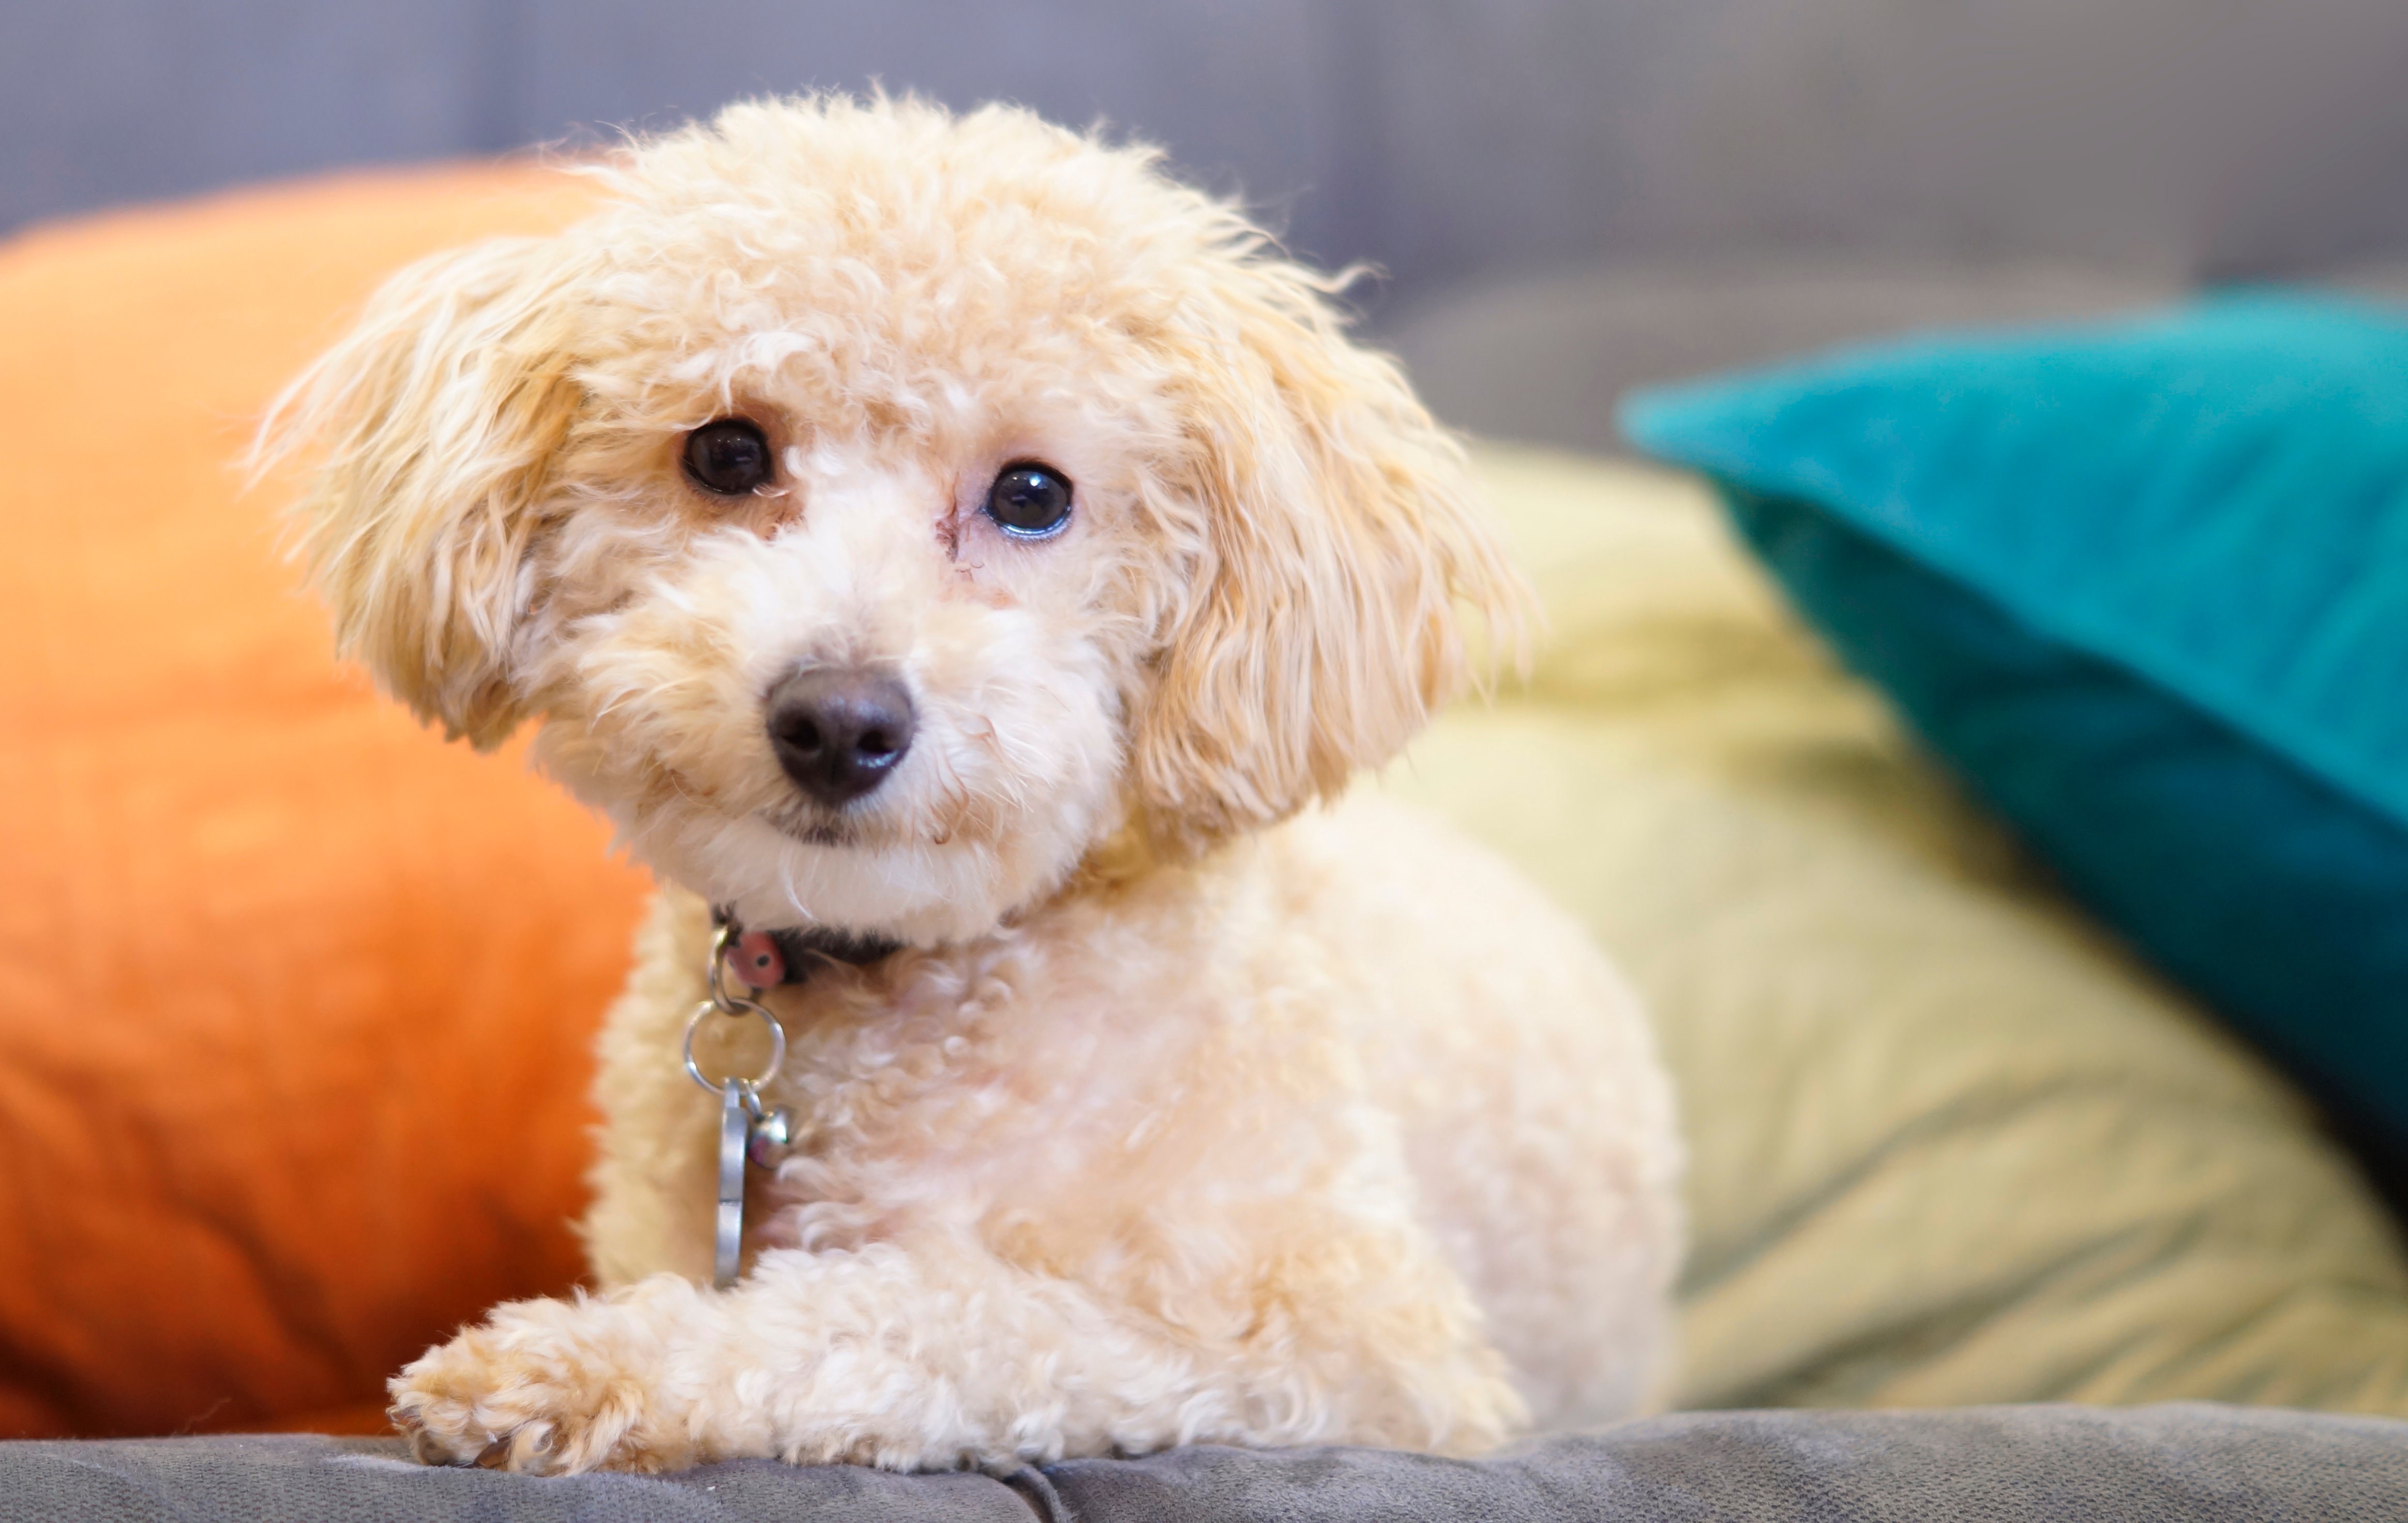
[{"left": 764, "top": 808, "right": 863, "bottom": 849}]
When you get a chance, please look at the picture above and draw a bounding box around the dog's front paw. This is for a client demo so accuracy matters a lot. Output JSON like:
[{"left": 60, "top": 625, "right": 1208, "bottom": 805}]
[{"left": 389, "top": 1292, "right": 687, "bottom": 1474}]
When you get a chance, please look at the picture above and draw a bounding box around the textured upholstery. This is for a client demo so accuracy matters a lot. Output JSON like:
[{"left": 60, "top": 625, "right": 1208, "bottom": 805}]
[{"left": 0, "top": 1405, "right": 2401, "bottom": 1520}]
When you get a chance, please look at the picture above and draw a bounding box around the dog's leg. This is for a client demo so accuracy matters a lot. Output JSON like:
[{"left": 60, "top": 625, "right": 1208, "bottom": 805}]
[
  {"left": 579, "top": 891, "right": 719, "bottom": 1288},
  {"left": 390, "top": 1225, "right": 1525, "bottom": 1474}
]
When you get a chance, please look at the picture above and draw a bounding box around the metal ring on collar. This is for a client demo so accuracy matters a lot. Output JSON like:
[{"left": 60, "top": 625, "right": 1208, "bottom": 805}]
[
  {"left": 706, "top": 919, "right": 750, "bottom": 1008},
  {"left": 682, "top": 994, "right": 787, "bottom": 1099}
]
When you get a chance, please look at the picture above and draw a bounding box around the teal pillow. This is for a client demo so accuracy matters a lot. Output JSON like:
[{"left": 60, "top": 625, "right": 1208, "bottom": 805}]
[{"left": 1620, "top": 293, "right": 2408, "bottom": 1195}]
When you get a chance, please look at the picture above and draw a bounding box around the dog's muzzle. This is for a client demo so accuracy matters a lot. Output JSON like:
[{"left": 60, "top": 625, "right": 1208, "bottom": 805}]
[{"left": 765, "top": 666, "right": 915, "bottom": 807}]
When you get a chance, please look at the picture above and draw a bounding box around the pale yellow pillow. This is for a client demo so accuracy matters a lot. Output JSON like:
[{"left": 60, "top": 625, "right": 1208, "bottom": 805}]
[{"left": 1387, "top": 444, "right": 2408, "bottom": 1412}]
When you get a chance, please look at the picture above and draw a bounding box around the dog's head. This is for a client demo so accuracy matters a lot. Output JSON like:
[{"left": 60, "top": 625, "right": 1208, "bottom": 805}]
[{"left": 265, "top": 97, "right": 1526, "bottom": 945}]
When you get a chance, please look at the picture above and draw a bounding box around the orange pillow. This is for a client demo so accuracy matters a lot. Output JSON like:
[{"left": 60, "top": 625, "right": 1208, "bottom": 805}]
[{"left": 0, "top": 165, "right": 648, "bottom": 1437}]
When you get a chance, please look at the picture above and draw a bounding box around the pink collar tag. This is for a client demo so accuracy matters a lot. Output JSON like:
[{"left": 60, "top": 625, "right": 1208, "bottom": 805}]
[{"left": 724, "top": 930, "right": 787, "bottom": 990}]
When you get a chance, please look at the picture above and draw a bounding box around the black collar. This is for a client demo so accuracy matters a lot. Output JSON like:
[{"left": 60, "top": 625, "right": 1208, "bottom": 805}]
[{"left": 713, "top": 906, "right": 901, "bottom": 987}]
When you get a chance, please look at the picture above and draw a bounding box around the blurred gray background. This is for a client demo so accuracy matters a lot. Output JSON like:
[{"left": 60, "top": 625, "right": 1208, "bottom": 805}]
[{"left": 11, "top": 0, "right": 2408, "bottom": 447}]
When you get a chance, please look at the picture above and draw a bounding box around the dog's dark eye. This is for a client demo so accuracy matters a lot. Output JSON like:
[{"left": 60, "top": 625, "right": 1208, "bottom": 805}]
[
  {"left": 985, "top": 462, "right": 1073, "bottom": 538},
  {"left": 683, "top": 420, "right": 773, "bottom": 495}
]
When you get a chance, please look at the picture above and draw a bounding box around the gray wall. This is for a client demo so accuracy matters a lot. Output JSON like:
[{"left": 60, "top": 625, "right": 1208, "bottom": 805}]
[{"left": 10, "top": 2, "right": 2408, "bottom": 314}]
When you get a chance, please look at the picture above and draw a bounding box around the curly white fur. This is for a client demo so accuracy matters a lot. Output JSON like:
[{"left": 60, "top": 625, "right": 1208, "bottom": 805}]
[{"left": 259, "top": 94, "right": 1682, "bottom": 1474}]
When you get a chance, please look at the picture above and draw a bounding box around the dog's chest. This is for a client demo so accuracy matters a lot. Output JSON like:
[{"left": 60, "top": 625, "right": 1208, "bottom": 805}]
[
  {"left": 747, "top": 946, "right": 1197, "bottom": 1216},
  {"left": 736, "top": 895, "right": 1368, "bottom": 1256}
]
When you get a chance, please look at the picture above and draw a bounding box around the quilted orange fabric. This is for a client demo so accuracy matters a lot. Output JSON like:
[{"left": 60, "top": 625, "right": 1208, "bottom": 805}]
[{"left": 0, "top": 165, "right": 647, "bottom": 1436}]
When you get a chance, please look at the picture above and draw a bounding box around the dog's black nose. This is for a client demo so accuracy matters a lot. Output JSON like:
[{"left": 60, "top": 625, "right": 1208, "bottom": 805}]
[{"left": 765, "top": 667, "right": 916, "bottom": 807}]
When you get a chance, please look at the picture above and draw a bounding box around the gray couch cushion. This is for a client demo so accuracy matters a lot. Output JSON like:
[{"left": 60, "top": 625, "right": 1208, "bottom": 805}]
[
  {"left": 1383, "top": 259, "right": 2408, "bottom": 457},
  {"left": 0, "top": 1434, "right": 1026, "bottom": 1522},
  {"left": 14, "top": 2, "right": 2408, "bottom": 303},
  {"left": 1383, "top": 259, "right": 2178, "bottom": 455},
  {"left": 8, "top": 1406, "right": 2403, "bottom": 1521}
]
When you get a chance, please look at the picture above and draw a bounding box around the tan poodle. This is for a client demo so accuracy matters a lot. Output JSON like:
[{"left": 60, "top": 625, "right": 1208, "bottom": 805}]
[{"left": 263, "top": 94, "right": 1681, "bottom": 1474}]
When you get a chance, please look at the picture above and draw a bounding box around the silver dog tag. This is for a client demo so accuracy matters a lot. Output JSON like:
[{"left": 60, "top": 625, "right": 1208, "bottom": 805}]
[
  {"left": 715, "top": 1082, "right": 748, "bottom": 1290},
  {"left": 687, "top": 921, "right": 795, "bottom": 1292}
]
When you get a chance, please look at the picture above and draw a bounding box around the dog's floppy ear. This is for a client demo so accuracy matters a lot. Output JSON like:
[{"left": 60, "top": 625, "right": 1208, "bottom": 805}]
[
  {"left": 1131, "top": 255, "right": 1532, "bottom": 854},
  {"left": 258, "top": 235, "right": 587, "bottom": 748}
]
